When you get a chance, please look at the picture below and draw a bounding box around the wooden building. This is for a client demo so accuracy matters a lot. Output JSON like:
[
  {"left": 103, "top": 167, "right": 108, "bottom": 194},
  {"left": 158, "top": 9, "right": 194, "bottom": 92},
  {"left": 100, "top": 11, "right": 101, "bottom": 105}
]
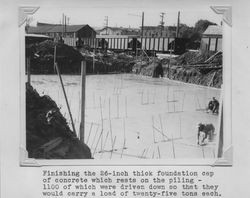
[
  {"left": 27, "top": 22, "right": 96, "bottom": 46},
  {"left": 200, "top": 25, "right": 222, "bottom": 52}
]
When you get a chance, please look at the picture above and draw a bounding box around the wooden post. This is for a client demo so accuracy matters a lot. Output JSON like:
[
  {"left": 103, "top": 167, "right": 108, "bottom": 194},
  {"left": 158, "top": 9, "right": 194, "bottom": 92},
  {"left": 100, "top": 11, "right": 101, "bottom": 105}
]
[
  {"left": 215, "top": 37, "right": 218, "bottom": 52},
  {"left": 79, "top": 61, "right": 86, "bottom": 142},
  {"left": 208, "top": 37, "right": 211, "bottom": 51}
]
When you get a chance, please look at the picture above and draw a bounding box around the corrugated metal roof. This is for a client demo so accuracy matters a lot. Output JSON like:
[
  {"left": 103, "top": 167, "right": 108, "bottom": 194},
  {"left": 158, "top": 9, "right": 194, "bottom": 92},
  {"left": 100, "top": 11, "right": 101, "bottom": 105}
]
[{"left": 203, "top": 25, "right": 222, "bottom": 35}]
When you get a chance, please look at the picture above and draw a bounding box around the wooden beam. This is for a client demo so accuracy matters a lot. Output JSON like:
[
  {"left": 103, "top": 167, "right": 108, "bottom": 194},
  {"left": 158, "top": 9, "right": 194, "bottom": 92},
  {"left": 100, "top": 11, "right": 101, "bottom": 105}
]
[{"left": 79, "top": 61, "right": 86, "bottom": 142}]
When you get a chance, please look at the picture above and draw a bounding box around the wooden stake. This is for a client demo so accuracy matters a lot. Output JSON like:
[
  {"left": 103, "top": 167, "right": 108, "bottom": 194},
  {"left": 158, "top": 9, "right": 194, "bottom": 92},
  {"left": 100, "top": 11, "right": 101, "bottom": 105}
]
[
  {"left": 147, "top": 90, "right": 149, "bottom": 104},
  {"left": 116, "top": 94, "right": 119, "bottom": 118},
  {"left": 100, "top": 131, "right": 110, "bottom": 158},
  {"left": 110, "top": 136, "right": 117, "bottom": 159},
  {"left": 120, "top": 139, "right": 126, "bottom": 158},
  {"left": 182, "top": 93, "right": 185, "bottom": 111},
  {"left": 93, "top": 92, "right": 95, "bottom": 108},
  {"left": 141, "top": 91, "right": 144, "bottom": 105},
  {"left": 123, "top": 118, "right": 126, "bottom": 141},
  {"left": 86, "top": 122, "right": 93, "bottom": 144},
  {"left": 109, "top": 97, "right": 111, "bottom": 119},
  {"left": 93, "top": 129, "right": 103, "bottom": 155},
  {"left": 141, "top": 149, "right": 146, "bottom": 158},
  {"left": 125, "top": 96, "right": 128, "bottom": 117},
  {"left": 109, "top": 119, "right": 113, "bottom": 145},
  {"left": 152, "top": 116, "right": 156, "bottom": 143},
  {"left": 173, "top": 91, "right": 176, "bottom": 112},
  {"left": 179, "top": 115, "right": 182, "bottom": 138},
  {"left": 159, "top": 114, "right": 164, "bottom": 141},
  {"left": 91, "top": 125, "right": 99, "bottom": 149},
  {"left": 54, "top": 62, "right": 77, "bottom": 137},
  {"left": 99, "top": 96, "right": 103, "bottom": 129},
  {"left": 157, "top": 146, "right": 161, "bottom": 159},
  {"left": 171, "top": 134, "right": 176, "bottom": 158},
  {"left": 201, "top": 146, "right": 205, "bottom": 158}
]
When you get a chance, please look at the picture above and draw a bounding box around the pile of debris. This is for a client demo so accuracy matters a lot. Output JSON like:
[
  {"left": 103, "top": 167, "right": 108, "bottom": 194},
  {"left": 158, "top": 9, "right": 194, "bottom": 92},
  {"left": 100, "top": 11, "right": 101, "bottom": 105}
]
[
  {"left": 133, "top": 58, "right": 164, "bottom": 78},
  {"left": 175, "top": 51, "right": 212, "bottom": 65},
  {"left": 163, "top": 65, "right": 222, "bottom": 88},
  {"left": 80, "top": 50, "right": 135, "bottom": 74},
  {"left": 27, "top": 39, "right": 136, "bottom": 74},
  {"left": 132, "top": 50, "right": 222, "bottom": 88},
  {"left": 26, "top": 40, "right": 84, "bottom": 74},
  {"left": 26, "top": 83, "right": 92, "bottom": 159}
]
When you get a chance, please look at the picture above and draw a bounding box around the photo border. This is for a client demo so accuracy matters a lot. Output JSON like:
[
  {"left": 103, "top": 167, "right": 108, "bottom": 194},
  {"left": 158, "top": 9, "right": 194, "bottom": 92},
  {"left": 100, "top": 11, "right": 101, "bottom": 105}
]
[{"left": 19, "top": 5, "right": 232, "bottom": 167}]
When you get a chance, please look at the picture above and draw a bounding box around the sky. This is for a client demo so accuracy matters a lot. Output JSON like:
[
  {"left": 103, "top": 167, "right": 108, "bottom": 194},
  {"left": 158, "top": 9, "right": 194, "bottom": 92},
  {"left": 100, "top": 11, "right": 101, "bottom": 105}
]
[{"left": 30, "top": 0, "right": 222, "bottom": 29}]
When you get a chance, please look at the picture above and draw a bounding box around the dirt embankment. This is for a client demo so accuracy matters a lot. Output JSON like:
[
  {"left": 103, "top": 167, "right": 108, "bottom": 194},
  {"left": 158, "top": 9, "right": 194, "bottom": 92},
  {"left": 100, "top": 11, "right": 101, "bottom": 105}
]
[
  {"left": 26, "top": 40, "right": 135, "bottom": 74},
  {"left": 132, "top": 51, "right": 222, "bottom": 88},
  {"left": 26, "top": 83, "right": 92, "bottom": 159}
]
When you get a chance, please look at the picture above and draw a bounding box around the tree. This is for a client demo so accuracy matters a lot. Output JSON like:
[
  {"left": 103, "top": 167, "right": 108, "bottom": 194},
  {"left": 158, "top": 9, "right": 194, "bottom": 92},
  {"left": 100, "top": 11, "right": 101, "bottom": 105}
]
[
  {"left": 194, "top": 19, "right": 217, "bottom": 34},
  {"left": 190, "top": 19, "right": 217, "bottom": 42}
]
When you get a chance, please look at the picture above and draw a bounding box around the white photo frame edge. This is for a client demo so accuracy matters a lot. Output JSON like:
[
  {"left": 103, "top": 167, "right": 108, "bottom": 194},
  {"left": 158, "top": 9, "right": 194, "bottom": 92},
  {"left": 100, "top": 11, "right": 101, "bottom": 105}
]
[{"left": 19, "top": 5, "right": 232, "bottom": 167}]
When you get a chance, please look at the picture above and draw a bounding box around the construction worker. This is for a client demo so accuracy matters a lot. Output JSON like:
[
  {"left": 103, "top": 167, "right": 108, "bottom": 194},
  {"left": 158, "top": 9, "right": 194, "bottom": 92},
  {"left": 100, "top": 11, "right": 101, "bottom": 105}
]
[{"left": 207, "top": 97, "right": 219, "bottom": 114}]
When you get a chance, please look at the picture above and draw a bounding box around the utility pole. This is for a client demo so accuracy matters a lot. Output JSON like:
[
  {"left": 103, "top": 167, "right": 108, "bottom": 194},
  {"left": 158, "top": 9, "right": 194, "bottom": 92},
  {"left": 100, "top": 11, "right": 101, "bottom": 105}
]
[
  {"left": 141, "top": 11, "right": 144, "bottom": 57},
  {"left": 62, "top": 13, "right": 64, "bottom": 37},
  {"left": 64, "top": 14, "right": 67, "bottom": 35},
  {"left": 67, "top": 17, "right": 70, "bottom": 25},
  {"left": 104, "top": 16, "right": 109, "bottom": 35},
  {"left": 159, "top": 12, "right": 165, "bottom": 37},
  {"left": 176, "top": 11, "right": 180, "bottom": 38},
  {"left": 141, "top": 12, "right": 144, "bottom": 38}
]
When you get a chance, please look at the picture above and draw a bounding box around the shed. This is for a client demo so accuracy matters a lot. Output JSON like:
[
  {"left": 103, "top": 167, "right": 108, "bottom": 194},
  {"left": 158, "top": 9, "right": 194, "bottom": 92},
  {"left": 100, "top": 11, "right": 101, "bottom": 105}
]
[
  {"left": 201, "top": 25, "right": 222, "bottom": 52},
  {"left": 27, "top": 23, "right": 96, "bottom": 47}
]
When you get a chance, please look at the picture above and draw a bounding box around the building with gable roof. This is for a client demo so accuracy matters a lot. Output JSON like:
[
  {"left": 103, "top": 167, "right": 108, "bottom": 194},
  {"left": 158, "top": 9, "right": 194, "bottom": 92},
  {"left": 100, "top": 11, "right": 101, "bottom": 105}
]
[
  {"left": 201, "top": 25, "right": 222, "bottom": 52},
  {"left": 27, "top": 22, "right": 96, "bottom": 46}
]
